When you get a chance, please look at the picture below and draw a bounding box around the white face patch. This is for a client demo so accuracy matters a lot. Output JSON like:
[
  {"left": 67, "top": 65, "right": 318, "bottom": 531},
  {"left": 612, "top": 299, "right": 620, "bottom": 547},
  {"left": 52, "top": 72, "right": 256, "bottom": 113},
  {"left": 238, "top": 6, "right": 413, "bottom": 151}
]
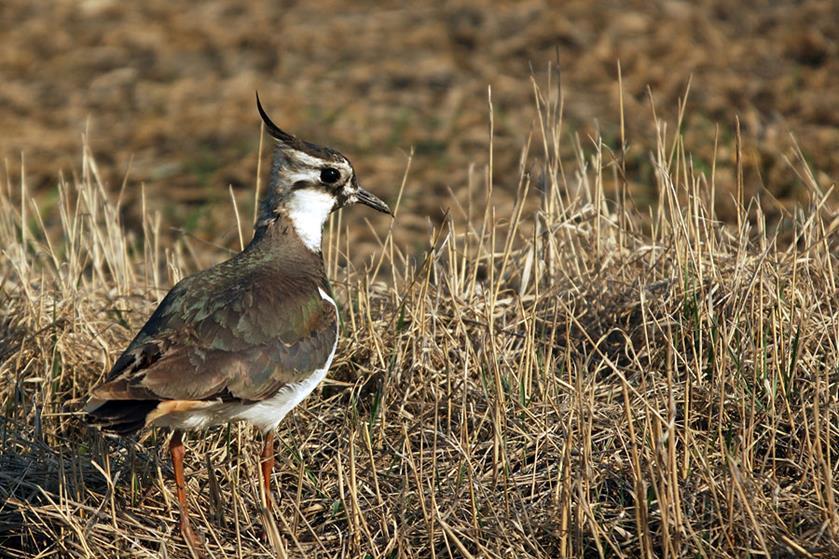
[
  {"left": 286, "top": 188, "right": 335, "bottom": 251},
  {"left": 289, "top": 150, "right": 353, "bottom": 176}
]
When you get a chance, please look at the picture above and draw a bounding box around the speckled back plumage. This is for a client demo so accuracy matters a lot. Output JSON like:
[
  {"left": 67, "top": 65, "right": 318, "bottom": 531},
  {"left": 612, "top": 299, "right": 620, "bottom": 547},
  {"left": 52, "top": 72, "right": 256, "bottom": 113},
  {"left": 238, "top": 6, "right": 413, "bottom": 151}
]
[{"left": 86, "top": 218, "right": 338, "bottom": 434}]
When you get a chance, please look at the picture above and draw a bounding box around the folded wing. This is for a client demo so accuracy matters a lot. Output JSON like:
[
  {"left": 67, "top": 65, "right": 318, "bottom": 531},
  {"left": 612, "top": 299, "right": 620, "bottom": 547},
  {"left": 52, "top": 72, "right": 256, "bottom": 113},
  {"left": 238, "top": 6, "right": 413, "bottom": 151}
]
[{"left": 86, "top": 271, "right": 337, "bottom": 434}]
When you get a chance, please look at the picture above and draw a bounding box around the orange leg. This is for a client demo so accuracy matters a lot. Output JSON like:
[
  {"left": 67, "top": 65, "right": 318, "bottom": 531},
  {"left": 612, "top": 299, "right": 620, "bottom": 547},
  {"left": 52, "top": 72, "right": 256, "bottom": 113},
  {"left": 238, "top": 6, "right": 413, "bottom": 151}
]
[
  {"left": 260, "top": 431, "right": 276, "bottom": 510},
  {"left": 170, "top": 431, "right": 203, "bottom": 551}
]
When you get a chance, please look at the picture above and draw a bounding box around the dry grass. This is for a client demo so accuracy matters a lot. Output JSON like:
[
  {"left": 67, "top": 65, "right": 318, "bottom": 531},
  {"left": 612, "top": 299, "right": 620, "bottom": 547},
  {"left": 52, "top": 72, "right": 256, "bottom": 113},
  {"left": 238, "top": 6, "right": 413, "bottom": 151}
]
[{"left": 1, "top": 76, "right": 837, "bottom": 558}]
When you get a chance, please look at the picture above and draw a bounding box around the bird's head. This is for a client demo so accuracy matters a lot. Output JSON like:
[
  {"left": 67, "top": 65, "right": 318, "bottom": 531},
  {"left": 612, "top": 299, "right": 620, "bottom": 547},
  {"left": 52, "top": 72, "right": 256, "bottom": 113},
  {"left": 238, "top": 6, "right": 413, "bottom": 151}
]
[{"left": 254, "top": 94, "right": 390, "bottom": 250}]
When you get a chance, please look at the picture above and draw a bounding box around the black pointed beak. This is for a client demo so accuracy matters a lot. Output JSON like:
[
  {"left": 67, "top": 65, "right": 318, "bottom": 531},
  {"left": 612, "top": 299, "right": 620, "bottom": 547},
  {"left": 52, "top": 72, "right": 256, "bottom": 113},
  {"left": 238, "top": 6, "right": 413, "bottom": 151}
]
[{"left": 356, "top": 187, "right": 392, "bottom": 215}]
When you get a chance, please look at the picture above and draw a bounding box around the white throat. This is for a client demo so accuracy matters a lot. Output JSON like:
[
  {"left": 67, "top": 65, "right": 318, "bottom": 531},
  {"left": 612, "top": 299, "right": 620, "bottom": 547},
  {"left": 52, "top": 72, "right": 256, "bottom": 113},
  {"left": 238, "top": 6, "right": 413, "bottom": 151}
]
[{"left": 286, "top": 189, "right": 335, "bottom": 251}]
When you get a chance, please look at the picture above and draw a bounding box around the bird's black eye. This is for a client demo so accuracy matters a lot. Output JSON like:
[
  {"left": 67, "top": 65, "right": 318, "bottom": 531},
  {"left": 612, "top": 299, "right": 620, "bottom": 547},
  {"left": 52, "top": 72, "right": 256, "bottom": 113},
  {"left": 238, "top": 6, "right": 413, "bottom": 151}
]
[{"left": 320, "top": 167, "right": 341, "bottom": 184}]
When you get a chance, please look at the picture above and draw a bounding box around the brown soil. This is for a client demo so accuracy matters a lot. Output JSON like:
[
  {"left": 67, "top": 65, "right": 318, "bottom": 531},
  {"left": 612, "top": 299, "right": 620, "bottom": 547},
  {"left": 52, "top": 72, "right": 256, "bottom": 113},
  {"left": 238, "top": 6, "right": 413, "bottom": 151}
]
[{"left": 1, "top": 0, "right": 836, "bottom": 252}]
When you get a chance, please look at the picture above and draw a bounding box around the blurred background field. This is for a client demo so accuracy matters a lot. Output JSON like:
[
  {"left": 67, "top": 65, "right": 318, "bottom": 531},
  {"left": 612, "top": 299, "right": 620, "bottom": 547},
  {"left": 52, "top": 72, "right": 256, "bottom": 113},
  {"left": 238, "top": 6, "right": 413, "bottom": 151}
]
[{"left": 1, "top": 0, "right": 836, "bottom": 253}]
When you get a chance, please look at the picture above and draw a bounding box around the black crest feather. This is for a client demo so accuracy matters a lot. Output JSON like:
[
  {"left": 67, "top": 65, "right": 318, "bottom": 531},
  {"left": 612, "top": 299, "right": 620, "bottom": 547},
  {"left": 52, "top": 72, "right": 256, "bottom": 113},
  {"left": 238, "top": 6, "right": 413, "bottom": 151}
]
[{"left": 255, "top": 92, "right": 296, "bottom": 144}]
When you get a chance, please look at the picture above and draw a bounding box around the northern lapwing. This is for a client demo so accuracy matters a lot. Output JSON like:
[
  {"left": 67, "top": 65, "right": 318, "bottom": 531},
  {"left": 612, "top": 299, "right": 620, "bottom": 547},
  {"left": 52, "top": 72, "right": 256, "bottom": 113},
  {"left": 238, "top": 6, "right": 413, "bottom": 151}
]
[{"left": 85, "top": 94, "right": 391, "bottom": 550}]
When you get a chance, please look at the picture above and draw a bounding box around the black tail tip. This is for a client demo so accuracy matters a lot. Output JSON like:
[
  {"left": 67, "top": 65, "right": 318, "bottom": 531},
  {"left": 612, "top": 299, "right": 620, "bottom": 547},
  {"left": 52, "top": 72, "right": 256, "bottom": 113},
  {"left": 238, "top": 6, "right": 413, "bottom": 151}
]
[{"left": 85, "top": 399, "right": 157, "bottom": 437}]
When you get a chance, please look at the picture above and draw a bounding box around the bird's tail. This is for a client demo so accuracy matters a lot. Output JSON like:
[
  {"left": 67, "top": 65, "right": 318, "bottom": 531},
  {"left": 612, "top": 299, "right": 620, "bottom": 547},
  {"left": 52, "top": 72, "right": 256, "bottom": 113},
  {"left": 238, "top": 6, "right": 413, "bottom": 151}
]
[{"left": 85, "top": 398, "right": 158, "bottom": 436}]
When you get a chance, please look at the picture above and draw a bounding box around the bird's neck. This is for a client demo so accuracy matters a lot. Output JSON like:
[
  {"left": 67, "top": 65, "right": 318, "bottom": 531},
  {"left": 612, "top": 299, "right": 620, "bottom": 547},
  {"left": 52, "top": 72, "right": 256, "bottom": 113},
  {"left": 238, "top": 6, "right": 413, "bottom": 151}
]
[
  {"left": 252, "top": 189, "right": 334, "bottom": 253},
  {"left": 246, "top": 209, "right": 328, "bottom": 283},
  {"left": 282, "top": 189, "right": 335, "bottom": 252}
]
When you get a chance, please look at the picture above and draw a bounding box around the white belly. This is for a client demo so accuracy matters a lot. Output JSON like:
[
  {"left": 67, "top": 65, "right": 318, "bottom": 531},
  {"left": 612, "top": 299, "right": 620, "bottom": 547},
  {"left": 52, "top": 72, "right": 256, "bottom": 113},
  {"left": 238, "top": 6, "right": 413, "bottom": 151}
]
[{"left": 229, "top": 364, "right": 332, "bottom": 431}]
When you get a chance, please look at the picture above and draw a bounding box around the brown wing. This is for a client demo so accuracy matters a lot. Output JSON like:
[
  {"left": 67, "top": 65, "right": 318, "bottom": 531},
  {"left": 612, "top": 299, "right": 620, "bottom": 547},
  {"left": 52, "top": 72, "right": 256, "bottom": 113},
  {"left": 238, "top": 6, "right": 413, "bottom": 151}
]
[{"left": 87, "top": 267, "right": 337, "bottom": 408}]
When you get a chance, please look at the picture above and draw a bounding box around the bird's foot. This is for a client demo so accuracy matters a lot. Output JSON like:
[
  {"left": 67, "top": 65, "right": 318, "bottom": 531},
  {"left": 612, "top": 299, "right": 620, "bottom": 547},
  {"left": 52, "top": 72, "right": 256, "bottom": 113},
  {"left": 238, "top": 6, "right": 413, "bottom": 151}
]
[
  {"left": 264, "top": 491, "right": 277, "bottom": 513},
  {"left": 180, "top": 519, "right": 206, "bottom": 558},
  {"left": 257, "top": 498, "right": 281, "bottom": 545}
]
